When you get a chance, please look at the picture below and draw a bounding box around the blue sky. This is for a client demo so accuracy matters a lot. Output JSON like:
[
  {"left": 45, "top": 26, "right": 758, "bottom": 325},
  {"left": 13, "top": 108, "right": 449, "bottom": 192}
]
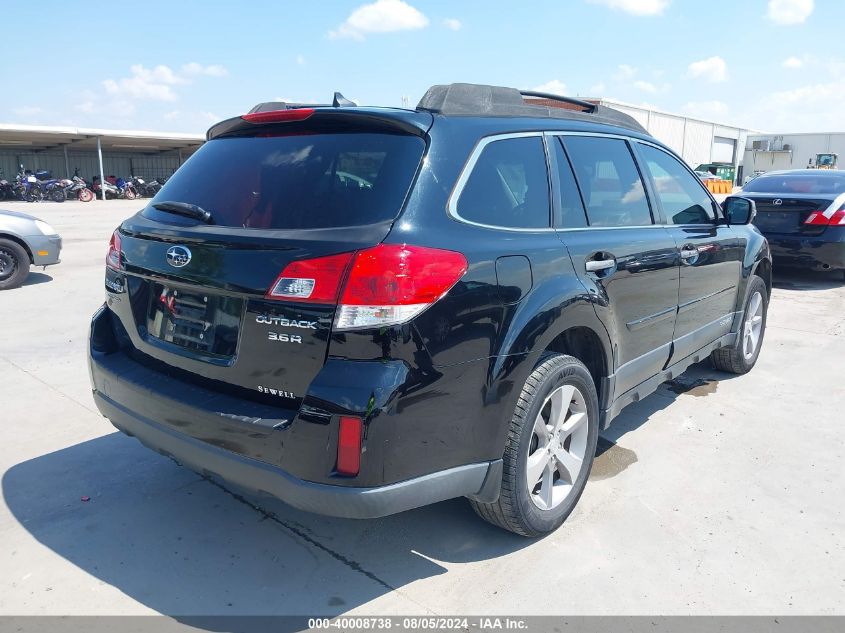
[{"left": 2, "top": 0, "right": 841, "bottom": 133}]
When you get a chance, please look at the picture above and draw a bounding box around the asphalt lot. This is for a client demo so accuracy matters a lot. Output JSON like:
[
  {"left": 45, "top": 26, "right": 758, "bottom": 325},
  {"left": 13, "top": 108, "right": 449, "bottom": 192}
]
[{"left": 1, "top": 199, "right": 843, "bottom": 617}]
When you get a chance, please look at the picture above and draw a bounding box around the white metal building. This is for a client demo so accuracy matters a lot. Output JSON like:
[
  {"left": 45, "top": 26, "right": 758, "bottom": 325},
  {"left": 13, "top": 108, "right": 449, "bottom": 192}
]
[
  {"left": 742, "top": 132, "right": 845, "bottom": 174},
  {"left": 0, "top": 124, "right": 203, "bottom": 185},
  {"left": 589, "top": 98, "right": 756, "bottom": 183}
]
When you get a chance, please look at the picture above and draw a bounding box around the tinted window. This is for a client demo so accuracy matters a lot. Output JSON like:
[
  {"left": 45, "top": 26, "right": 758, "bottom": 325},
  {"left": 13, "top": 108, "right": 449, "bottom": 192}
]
[
  {"left": 742, "top": 174, "right": 845, "bottom": 195},
  {"left": 456, "top": 136, "right": 550, "bottom": 229},
  {"left": 149, "top": 133, "right": 425, "bottom": 229},
  {"left": 553, "top": 138, "right": 588, "bottom": 228},
  {"left": 637, "top": 144, "right": 715, "bottom": 224},
  {"left": 563, "top": 136, "right": 652, "bottom": 227}
]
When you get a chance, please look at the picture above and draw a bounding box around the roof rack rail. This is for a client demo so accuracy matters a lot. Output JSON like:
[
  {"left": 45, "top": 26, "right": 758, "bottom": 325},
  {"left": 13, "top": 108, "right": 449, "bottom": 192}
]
[{"left": 416, "top": 83, "right": 646, "bottom": 134}]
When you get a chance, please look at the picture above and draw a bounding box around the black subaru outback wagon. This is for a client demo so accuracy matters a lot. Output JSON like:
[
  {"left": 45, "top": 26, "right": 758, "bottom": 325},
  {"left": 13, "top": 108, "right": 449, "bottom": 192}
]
[{"left": 89, "top": 84, "right": 771, "bottom": 536}]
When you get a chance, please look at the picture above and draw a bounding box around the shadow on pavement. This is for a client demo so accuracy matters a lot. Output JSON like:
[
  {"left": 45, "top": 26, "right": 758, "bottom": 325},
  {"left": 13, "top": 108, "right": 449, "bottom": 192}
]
[
  {"left": 2, "top": 431, "right": 533, "bottom": 623},
  {"left": 772, "top": 268, "right": 843, "bottom": 291},
  {"left": 22, "top": 272, "right": 53, "bottom": 287},
  {"left": 2, "top": 361, "right": 745, "bottom": 624}
]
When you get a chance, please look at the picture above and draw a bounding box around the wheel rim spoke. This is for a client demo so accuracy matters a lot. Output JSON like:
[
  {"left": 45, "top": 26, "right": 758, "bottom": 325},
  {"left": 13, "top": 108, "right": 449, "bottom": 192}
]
[
  {"left": 540, "top": 461, "right": 555, "bottom": 509},
  {"left": 549, "top": 385, "right": 575, "bottom": 434},
  {"left": 742, "top": 292, "right": 764, "bottom": 360},
  {"left": 553, "top": 446, "right": 583, "bottom": 484},
  {"left": 533, "top": 411, "right": 549, "bottom": 441},
  {"left": 526, "top": 447, "right": 548, "bottom": 489},
  {"left": 560, "top": 410, "right": 587, "bottom": 436}
]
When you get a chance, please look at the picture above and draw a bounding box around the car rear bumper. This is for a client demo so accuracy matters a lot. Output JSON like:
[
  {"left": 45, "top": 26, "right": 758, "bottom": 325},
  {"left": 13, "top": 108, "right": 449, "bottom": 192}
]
[
  {"left": 94, "top": 389, "right": 499, "bottom": 518},
  {"left": 27, "top": 234, "right": 62, "bottom": 266},
  {"left": 763, "top": 228, "right": 845, "bottom": 271},
  {"left": 88, "top": 306, "right": 501, "bottom": 518}
]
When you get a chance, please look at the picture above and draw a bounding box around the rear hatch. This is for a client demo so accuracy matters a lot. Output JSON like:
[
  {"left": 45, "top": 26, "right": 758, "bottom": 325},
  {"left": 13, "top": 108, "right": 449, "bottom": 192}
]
[
  {"left": 741, "top": 173, "right": 845, "bottom": 236},
  {"left": 745, "top": 194, "right": 837, "bottom": 236},
  {"left": 107, "top": 109, "right": 430, "bottom": 408}
]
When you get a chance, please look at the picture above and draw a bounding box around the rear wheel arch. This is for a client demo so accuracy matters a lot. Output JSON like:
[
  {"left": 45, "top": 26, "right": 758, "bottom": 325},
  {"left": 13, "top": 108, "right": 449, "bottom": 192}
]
[
  {"left": 0, "top": 233, "right": 33, "bottom": 263},
  {"left": 753, "top": 257, "right": 772, "bottom": 297},
  {"left": 543, "top": 326, "right": 610, "bottom": 410}
]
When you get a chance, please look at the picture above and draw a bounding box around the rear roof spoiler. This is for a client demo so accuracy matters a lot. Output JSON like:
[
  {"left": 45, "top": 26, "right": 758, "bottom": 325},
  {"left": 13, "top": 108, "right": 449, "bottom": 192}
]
[
  {"left": 247, "top": 92, "right": 358, "bottom": 114},
  {"left": 416, "top": 83, "right": 647, "bottom": 134}
]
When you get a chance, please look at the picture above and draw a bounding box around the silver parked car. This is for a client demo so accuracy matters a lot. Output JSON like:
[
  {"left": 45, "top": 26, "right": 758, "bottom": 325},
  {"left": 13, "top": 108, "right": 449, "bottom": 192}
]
[{"left": 0, "top": 209, "right": 62, "bottom": 289}]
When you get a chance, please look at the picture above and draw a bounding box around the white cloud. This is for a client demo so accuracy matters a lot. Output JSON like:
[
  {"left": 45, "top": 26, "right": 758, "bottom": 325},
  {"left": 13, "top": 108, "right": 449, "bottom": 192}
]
[
  {"left": 782, "top": 56, "right": 804, "bottom": 69},
  {"left": 101, "top": 63, "right": 227, "bottom": 102},
  {"left": 589, "top": 82, "right": 607, "bottom": 95},
  {"left": 613, "top": 64, "right": 638, "bottom": 80},
  {"left": 181, "top": 62, "right": 228, "bottom": 77},
  {"left": 533, "top": 80, "right": 567, "bottom": 96},
  {"left": 634, "top": 80, "right": 658, "bottom": 93},
  {"left": 745, "top": 80, "right": 845, "bottom": 131},
  {"left": 683, "top": 100, "right": 729, "bottom": 118},
  {"left": 329, "top": 0, "right": 429, "bottom": 40},
  {"left": 163, "top": 110, "right": 181, "bottom": 121},
  {"left": 12, "top": 106, "right": 43, "bottom": 117},
  {"left": 199, "top": 111, "right": 220, "bottom": 124},
  {"left": 686, "top": 56, "right": 727, "bottom": 82},
  {"left": 829, "top": 59, "right": 845, "bottom": 77},
  {"left": 587, "top": 0, "right": 670, "bottom": 16},
  {"left": 103, "top": 64, "right": 184, "bottom": 101},
  {"left": 296, "top": 54, "right": 306, "bottom": 66},
  {"left": 767, "top": 0, "right": 814, "bottom": 25},
  {"left": 443, "top": 17, "right": 462, "bottom": 30}
]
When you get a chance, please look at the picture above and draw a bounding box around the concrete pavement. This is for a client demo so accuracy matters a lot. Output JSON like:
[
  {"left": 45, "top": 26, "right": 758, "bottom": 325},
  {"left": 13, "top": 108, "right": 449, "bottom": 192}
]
[{"left": 1, "top": 199, "right": 843, "bottom": 616}]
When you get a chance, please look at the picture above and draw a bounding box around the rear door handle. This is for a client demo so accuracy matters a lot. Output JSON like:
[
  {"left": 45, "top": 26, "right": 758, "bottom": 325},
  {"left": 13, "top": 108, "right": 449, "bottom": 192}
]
[{"left": 585, "top": 258, "right": 616, "bottom": 272}]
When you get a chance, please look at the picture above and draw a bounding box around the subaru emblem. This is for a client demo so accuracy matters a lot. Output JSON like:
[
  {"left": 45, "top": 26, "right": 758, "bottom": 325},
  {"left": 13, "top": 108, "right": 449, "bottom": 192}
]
[
  {"left": 166, "top": 245, "right": 192, "bottom": 268},
  {"left": 773, "top": 199, "right": 782, "bottom": 206}
]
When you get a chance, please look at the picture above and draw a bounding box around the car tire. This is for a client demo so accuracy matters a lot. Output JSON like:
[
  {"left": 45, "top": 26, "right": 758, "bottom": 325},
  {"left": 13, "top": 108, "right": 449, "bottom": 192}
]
[
  {"left": 469, "top": 354, "right": 599, "bottom": 537},
  {"left": 710, "top": 275, "right": 768, "bottom": 374},
  {"left": 0, "top": 239, "right": 31, "bottom": 290}
]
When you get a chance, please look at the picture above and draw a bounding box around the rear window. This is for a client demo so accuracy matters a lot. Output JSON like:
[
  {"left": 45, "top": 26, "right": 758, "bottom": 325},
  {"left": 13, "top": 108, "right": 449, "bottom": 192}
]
[
  {"left": 149, "top": 132, "right": 425, "bottom": 229},
  {"left": 743, "top": 174, "right": 845, "bottom": 195}
]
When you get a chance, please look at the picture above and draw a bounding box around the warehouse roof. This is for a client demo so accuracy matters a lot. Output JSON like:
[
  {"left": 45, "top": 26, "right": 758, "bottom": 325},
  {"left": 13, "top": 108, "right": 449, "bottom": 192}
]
[{"left": 0, "top": 123, "right": 204, "bottom": 153}]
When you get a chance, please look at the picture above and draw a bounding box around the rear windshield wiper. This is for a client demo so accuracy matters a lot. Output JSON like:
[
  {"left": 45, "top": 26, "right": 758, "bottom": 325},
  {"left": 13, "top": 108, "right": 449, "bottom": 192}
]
[{"left": 152, "top": 201, "right": 214, "bottom": 224}]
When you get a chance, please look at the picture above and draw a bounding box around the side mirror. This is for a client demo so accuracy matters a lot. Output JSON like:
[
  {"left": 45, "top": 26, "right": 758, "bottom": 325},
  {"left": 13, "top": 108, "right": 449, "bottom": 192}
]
[{"left": 724, "top": 196, "right": 756, "bottom": 225}]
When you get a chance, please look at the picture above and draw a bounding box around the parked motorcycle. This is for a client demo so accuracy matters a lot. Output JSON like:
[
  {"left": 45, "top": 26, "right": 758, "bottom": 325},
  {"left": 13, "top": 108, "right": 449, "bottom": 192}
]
[
  {"left": 32, "top": 169, "right": 67, "bottom": 202},
  {"left": 0, "top": 169, "right": 14, "bottom": 201},
  {"left": 14, "top": 168, "right": 42, "bottom": 202},
  {"left": 115, "top": 177, "right": 138, "bottom": 200},
  {"left": 64, "top": 175, "right": 94, "bottom": 202},
  {"left": 92, "top": 176, "right": 136, "bottom": 200},
  {"left": 128, "top": 175, "right": 159, "bottom": 198}
]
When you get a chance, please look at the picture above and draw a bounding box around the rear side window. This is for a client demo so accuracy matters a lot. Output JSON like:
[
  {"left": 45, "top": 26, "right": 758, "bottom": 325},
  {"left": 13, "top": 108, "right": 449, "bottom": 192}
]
[
  {"left": 552, "top": 138, "right": 588, "bottom": 228},
  {"left": 149, "top": 133, "right": 425, "bottom": 229},
  {"left": 637, "top": 144, "right": 715, "bottom": 225},
  {"left": 563, "top": 136, "right": 653, "bottom": 227},
  {"left": 455, "top": 136, "right": 550, "bottom": 229}
]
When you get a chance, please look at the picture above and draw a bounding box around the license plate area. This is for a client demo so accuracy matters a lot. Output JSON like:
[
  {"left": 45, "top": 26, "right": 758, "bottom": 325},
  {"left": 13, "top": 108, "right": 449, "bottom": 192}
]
[
  {"left": 754, "top": 211, "right": 800, "bottom": 232},
  {"left": 146, "top": 283, "right": 242, "bottom": 358}
]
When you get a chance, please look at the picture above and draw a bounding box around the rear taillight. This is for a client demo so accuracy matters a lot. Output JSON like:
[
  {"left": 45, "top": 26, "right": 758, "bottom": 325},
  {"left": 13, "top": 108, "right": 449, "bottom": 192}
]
[
  {"left": 336, "top": 244, "right": 468, "bottom": 330},
  {"left": 241, "top": 108, "right": 315, "bottom": 124},
  {"left": 265, "top": 244, "right": 468, "bottom": 330},
  {"left": 266, "top": 252, "right": 354, "bottom": 302},
  {"left": 106, "top": 230, "right": 122, "bottom": 270},
  {"left": 336, "top": 416, "right": 362, "bottom": 477},
  {"left": 805, "top": 207, "right": 845, "bottom": 226}
]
